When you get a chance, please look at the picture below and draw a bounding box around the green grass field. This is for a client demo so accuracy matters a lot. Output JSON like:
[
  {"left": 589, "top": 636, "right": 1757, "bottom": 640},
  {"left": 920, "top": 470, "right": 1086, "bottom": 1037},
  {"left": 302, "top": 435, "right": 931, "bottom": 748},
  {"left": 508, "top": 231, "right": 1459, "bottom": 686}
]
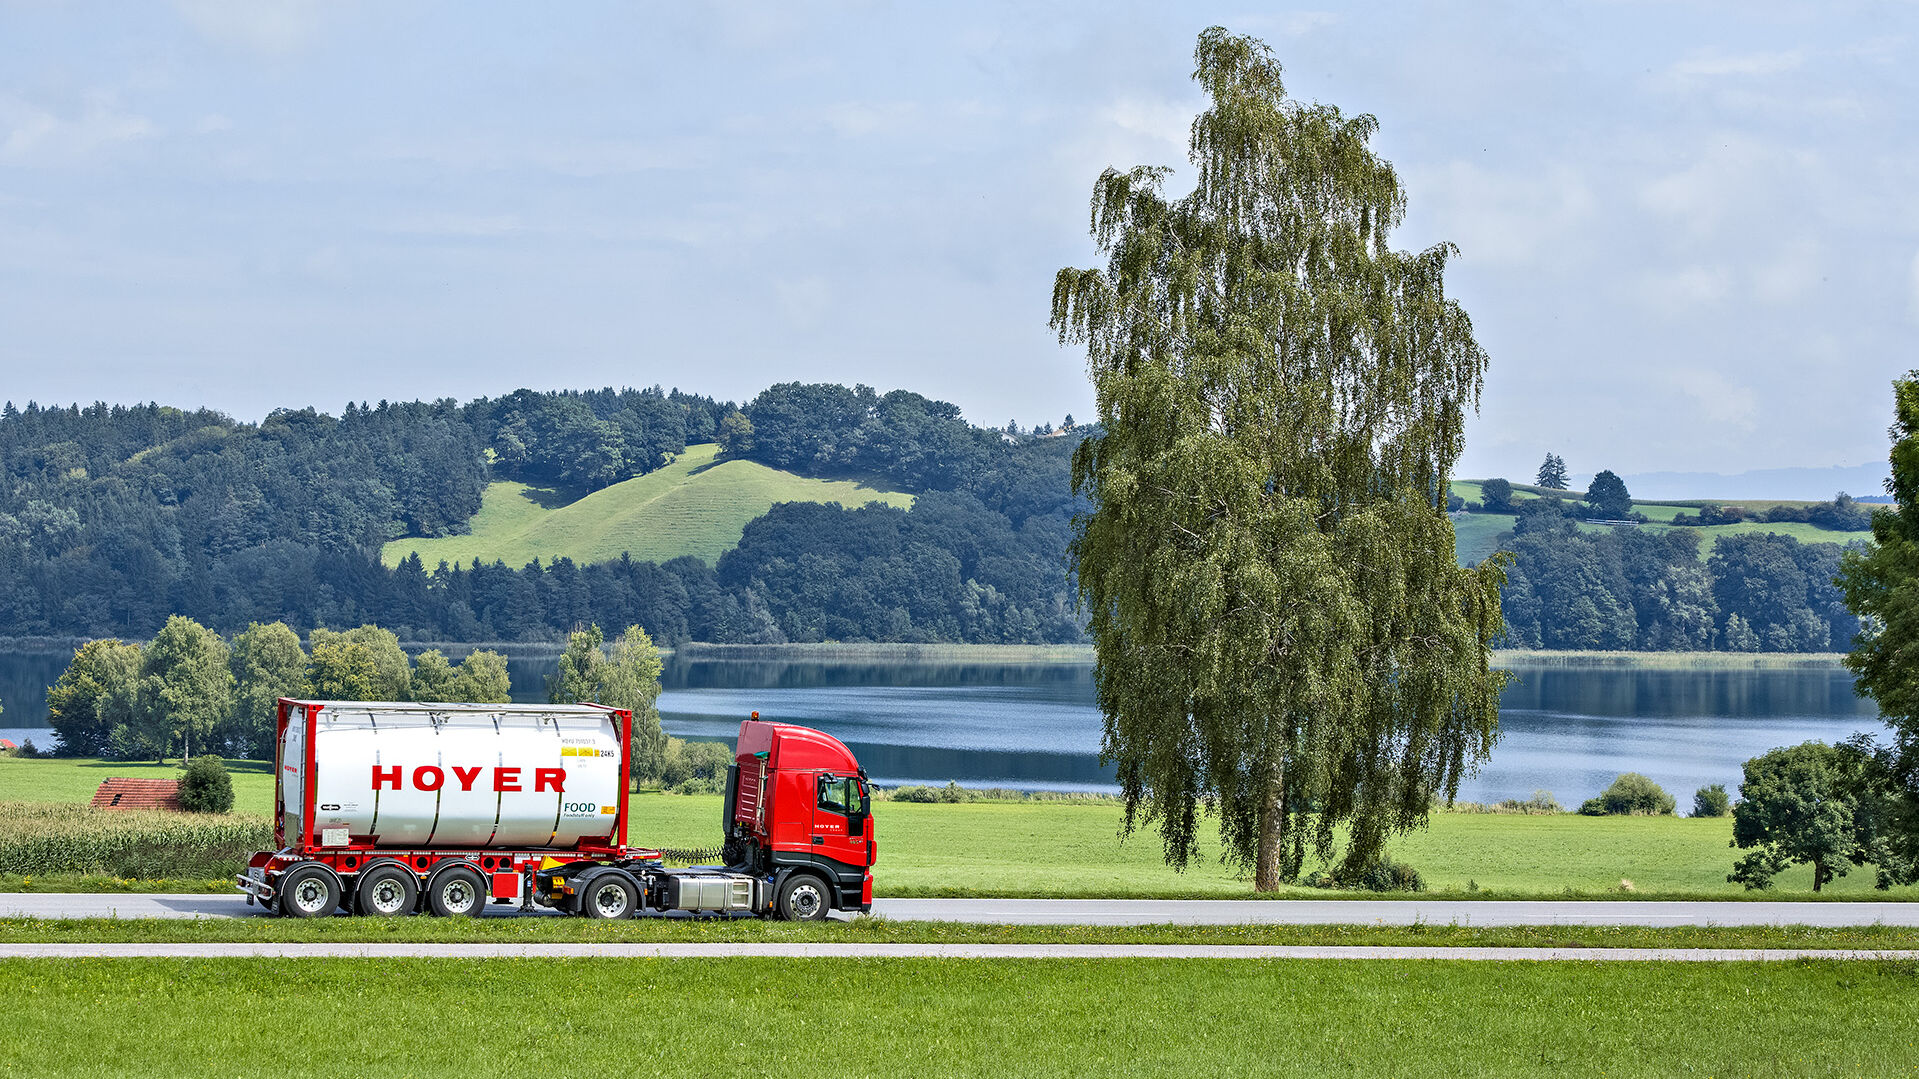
[
  {"left": 7, "top": 756, "right": 1915, "bottom": 898},
  {"left": 381, "top": 443, "right": 914, "bottom": 569},
  {"left": 1, "top": 957, "right": 1912, "bottom": 1077},
  {"left": 4, "top": 917, "right": 1914, "bottom": 950},
  {"left": 0, "top": 755, "right": 276, "bottom": 806}
]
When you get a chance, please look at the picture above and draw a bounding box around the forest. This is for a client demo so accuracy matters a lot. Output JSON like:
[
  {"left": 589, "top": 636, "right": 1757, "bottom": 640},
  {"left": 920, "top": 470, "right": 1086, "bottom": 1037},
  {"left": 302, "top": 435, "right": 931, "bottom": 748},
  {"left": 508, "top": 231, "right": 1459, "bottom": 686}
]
[
  {"left": 0, "top": 383, "right": 1081, "bottom": 646},
  {"left": 0, "top": 381, "right": 1871, "bottom": 651}
]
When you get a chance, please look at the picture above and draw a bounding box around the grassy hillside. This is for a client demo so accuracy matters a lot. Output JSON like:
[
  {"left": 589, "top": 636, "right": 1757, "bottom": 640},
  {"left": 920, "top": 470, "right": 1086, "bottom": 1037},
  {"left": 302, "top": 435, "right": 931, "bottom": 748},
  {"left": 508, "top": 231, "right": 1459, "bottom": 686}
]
[
  {"left": 383, "top": 444, "right": 914, "bottom": 569},
  {"left": 1448, "top": 480, "right": 1870, "bottom": 565}
]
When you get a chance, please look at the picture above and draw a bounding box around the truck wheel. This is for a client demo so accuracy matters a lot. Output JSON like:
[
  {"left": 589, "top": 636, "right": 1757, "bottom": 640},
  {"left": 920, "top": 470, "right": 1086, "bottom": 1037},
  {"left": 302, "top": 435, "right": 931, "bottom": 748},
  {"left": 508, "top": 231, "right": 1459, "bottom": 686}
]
[
  {"left": 279, "top": 865, "right": 339, "bottom": 919},
  {"left": 777, "top": 874, "right": 829, "bottom": 922},
  {"left": 582, "top": 874, "right": 637, "bottom": 920},
  {"left": 355, "top": 864, "right": 420, "bottom": 917},
  {"left": 426, "top": 866, "right": 486, "bottom": 917}
]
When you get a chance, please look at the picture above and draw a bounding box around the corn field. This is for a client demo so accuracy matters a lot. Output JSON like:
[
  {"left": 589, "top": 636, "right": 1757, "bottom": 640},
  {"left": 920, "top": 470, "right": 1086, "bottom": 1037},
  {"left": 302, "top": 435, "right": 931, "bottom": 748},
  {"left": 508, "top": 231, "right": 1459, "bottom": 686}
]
[{"left": 0, "top": 803, "right": 272, "bottom": 878}]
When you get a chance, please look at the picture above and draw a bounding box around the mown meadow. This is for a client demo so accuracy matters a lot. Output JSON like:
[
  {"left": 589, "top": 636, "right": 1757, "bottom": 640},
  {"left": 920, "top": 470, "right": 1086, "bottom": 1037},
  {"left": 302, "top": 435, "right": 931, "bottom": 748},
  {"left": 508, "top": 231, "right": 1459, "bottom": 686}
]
[
  {"left": 5, "top": 755, "right": 1915, "bottom": 899},
  {"left": 1, "top": 956, "right": 1914, "bottom": 1077}
]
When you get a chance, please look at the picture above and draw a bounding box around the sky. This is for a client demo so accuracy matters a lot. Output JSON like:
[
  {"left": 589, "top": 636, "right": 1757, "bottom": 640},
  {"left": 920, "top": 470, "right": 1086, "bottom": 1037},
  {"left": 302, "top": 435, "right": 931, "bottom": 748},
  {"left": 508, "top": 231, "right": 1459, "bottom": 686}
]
[{"left": 1, "top": 1, "right": 1915, "bottom": 489}]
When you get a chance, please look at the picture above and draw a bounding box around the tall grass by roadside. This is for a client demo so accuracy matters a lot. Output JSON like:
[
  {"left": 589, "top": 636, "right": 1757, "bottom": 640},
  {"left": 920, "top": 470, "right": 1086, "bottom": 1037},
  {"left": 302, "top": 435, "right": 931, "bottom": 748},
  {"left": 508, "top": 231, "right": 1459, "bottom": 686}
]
[{"left": 0, "top": 803, "right": 270, "bottom": 878}]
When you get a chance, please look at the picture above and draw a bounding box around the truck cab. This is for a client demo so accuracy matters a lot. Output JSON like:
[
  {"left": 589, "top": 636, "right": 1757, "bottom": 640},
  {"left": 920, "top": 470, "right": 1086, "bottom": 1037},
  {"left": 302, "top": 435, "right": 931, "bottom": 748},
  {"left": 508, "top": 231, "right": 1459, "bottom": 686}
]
[{"left": 723, "top": 718, "right": 876, "bottom": 918}]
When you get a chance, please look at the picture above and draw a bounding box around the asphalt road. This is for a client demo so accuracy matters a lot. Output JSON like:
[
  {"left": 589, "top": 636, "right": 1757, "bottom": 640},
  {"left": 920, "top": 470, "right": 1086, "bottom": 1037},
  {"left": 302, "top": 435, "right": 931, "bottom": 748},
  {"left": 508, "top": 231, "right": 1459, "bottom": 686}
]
[{"left": 3, "top": 893, "right": 1918, "bottom": 926}]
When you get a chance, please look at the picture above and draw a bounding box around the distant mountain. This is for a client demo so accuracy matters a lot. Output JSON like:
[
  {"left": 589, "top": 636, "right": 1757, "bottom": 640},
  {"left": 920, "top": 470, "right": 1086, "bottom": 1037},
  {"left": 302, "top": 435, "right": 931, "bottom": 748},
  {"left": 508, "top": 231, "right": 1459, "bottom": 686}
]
[{"left": 1607, "top": 464, "right": 1891, "bottom": 502}]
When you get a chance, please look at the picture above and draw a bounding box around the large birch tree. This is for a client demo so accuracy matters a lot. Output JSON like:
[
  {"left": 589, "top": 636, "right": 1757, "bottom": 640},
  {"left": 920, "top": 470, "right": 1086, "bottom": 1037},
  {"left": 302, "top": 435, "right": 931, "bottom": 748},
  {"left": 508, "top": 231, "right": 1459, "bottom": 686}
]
[{"left": 1052, "top": 28, "right": 1508, "bottom": 890}]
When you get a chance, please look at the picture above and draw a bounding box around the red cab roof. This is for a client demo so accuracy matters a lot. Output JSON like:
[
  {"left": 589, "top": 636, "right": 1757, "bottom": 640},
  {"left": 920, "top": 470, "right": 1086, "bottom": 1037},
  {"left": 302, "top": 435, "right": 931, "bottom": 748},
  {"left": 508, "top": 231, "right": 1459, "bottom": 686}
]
[{"left": 736, "top": 719, "right": 859, "bottom": 773}]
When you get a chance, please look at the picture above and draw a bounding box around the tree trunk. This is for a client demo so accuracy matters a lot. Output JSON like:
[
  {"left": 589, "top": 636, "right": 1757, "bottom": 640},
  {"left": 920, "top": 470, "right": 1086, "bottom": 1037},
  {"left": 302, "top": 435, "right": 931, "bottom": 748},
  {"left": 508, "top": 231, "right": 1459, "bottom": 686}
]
[
  {"left": 1812, "top": 860, "right": 1824, "bottom": 893},
  {"left": 1254, "top": 770, "right": 1283, "bottom": 892}
]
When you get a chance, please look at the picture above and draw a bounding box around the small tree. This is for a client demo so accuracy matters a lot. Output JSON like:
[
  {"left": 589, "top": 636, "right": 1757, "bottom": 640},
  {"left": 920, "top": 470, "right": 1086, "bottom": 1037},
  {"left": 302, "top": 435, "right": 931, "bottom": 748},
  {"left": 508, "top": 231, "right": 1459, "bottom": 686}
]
[
  {"left": 46, "top": 639, "right": 142, "bottom": 757},
  {"left": 1536, "top": 453, "right": 1569, "bottom": 490},
  {"left": 177, "top": 754, "right": 234, "bottom": 813},
  {"left": 1585, "top": 469, "right": 1633, "bottom": 519},
  {"left": 450, "top": 650, "right": 512, "bottom": 703},
  {"left": 1480, "top": 478, "right": 1515, "bottom": 514},
  {"left": 136, "top": 616, "right": 233, "bottom": 763},
  {"left": 409, "top": 649, "right": 458, "bottom": 700},
  {"left": 550, "top": 624, "right": 667, "bottom": 785},
  {"left": 1579, "top": 773, "right": 1676, "bottom": 815},
  {"left": 226, "top": 621, "right": 308, "bottom": 759},
  {"left": 309, "top": 626, "right": 411, "bottom": 701},
  {"left": 1730, "top": 740, "right": 1888, "bottom": 892},
  {"left": 718, "top": 410, "right": 755, "bottom": 455},
  {"left": 307, "top": 638, "right": 380, "bottom": 699},
  {"left": 1691, "top": 783, "right": 1730, "bottom": 817}
]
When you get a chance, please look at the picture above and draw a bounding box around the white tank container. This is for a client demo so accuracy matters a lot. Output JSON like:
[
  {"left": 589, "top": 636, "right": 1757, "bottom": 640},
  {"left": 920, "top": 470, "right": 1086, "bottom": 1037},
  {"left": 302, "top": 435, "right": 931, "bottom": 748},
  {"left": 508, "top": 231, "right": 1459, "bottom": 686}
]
[{"left": 279, "top": 701, "right": 627, "bottom": 850}]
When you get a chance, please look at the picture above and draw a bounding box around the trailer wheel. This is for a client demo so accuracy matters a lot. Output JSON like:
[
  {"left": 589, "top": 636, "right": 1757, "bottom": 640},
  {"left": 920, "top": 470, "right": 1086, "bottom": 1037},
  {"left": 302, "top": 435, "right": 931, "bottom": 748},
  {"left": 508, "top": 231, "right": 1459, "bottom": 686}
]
[
  {"left": 355, "top": 864, "right": 420, "bottom": 917},
  {"left": 426, "top": 866, "right": 486, "bottom": 917},
  {"left": 777, "top": 873, "right": 829, "bottom": 922},
  {"left": 279, "top": 864, "right": 340, "bottom": 919},
  {"left": 582, "top": 874, "right": 637, "bottom": 920}
]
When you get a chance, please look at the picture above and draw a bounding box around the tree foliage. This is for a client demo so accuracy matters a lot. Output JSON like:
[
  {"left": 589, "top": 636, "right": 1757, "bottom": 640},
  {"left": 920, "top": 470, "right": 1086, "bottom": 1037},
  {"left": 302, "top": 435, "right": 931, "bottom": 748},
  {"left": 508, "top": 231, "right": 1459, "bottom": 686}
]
[
  {"left": 45, "top": 639, "right": 141, "bottom": 757},
  {"left": 1585, "top": 470, "right": 1632, "bottom": 519},
  {"left": 1839, "top": 370, "right": 1919, "bottom": 878},
  {"left": 1535, "top": 454, "right": 1569, "bottom": 490},
  {"left": 1051, "top": 29, "right": 1507, "bottom": 889},
  {"left": 1729, "top": 739, "right": 1893, "bottom": 891},
  {"left": 549, "top": 623, "right": 668, "bottom": 785},
  {"left": 225, "top": 622, "right": 307, "bottom": 759},
  {"left": 135, "top": 615, "right": 233, "bottom": 762}
]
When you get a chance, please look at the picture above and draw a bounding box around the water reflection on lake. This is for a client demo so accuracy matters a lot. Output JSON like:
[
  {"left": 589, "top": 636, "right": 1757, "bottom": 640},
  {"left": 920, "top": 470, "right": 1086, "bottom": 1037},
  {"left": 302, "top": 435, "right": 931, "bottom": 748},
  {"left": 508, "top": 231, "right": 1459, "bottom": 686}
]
[{"left": 0, "top": 649, "right": 1888, "bottom": 806}]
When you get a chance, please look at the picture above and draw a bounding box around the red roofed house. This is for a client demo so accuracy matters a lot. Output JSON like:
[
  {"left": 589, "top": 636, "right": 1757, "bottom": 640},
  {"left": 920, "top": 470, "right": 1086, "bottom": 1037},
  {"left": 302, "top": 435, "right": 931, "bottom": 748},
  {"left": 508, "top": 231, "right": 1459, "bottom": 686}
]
[
  {"left": 91, "top": 777, "right": 184, "bottom": 811},
  {"left": 0, "top": 738, "right": 16, "bottom": 750}
]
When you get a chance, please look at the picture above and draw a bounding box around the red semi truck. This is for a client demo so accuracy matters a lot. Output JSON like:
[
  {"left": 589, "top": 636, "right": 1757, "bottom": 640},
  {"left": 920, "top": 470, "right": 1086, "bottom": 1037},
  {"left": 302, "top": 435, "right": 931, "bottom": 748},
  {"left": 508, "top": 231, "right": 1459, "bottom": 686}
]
[{"left": 236, "top": 699, "right": 875, "bottom": 921}]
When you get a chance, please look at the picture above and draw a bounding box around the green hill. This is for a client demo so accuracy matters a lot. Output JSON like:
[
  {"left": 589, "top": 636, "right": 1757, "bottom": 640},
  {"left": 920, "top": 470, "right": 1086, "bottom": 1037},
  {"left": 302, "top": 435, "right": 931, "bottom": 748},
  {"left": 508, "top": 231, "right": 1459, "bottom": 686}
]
[
  {"left": 1447, "top": 480, "right": 1869, "bottom": 565},
  {"left": 382, "top": 443, "right": 914, "bottom": 570}
]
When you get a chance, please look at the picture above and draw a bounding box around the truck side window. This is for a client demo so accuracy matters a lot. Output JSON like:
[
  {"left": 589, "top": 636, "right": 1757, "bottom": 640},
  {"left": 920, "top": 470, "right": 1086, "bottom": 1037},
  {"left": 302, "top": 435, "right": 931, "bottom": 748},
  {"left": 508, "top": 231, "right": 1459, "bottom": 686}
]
[
  {"left": 818, "top": 776, "right": 849, "bottom": 814},
  {"left": 819, "top": 776, "right": 869, "bottom": 815}
]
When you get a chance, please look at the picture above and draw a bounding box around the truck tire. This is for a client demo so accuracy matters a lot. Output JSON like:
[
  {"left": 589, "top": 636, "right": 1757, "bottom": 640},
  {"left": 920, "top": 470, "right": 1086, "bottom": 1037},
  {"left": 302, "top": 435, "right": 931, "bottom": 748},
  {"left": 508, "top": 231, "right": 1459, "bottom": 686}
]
[
  {"left": 279, "top": 864, "right": 340, "bottom": 919},
  {"left": 355, "top": 864, "right": 420, "bottom": 917},
  {"left": 777, "top": 873, "right": 829, "bottom": 922},
  {"left": 426, "top": 866, "right": 486, "bottom": 918},
  {"left": 581, "top": 873, "right": 638, "bottom": 920}
]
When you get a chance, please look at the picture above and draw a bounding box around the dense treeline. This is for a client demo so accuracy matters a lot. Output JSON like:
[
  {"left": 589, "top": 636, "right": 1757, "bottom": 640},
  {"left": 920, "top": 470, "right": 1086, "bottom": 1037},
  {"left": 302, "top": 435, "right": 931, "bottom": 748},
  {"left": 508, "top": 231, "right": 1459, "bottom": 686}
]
[
  {"left": 0, "top": 385, "right": 1084, "bottom": 646},
  {"left": 1495, "top": 515, "right": 1864, "bottom": 651},
  {"left": 0, "top": 382, "right": 1873, "bottom": 653}
]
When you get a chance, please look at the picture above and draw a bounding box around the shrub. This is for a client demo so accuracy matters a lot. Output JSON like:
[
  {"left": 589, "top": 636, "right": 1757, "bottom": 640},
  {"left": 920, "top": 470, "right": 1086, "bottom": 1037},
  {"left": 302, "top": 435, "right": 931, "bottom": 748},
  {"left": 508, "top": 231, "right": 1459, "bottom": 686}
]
[
  {"left": 0, "top": 802, "right": 270, "bottom": 878},
  {"left": 659, "top": 737, "right": 732, "bottom": 794},
  {"left": 885, "top": 785, "right": 941, "bottom": 803},
  {"left": 177, "top": 755, "right": 234, "bottom": 814},
  {"left": 1499, "top": 790, "right": 1562, "bottom": 814},
  {"left": 1579, "top": 773, "right": 1676, "bottom": 816},
  {"left": 1691, "top": 783, "right": 1730, "bottom": 818},
  {"left": 1305, "top": 855, "right": 1425, "bottom": 893}
]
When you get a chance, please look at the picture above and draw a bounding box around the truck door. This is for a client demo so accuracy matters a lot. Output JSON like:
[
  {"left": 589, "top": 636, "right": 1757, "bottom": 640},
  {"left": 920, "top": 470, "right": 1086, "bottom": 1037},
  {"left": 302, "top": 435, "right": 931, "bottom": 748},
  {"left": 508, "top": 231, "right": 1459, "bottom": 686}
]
[{"left": 811, "top": 773, "right": 870, "bottom": 867}]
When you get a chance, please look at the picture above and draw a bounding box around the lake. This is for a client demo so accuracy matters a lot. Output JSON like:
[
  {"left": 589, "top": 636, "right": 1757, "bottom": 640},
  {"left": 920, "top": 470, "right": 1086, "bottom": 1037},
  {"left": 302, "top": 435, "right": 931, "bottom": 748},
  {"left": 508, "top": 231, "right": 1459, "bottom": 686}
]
[{"left": 0, "top": 650, "right": 1886, "bottom": 806}]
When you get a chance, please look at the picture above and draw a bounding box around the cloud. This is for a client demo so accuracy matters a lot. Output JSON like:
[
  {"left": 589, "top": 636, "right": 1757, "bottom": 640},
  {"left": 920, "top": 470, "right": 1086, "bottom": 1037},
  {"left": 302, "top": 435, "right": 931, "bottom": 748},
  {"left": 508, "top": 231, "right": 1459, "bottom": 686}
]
[
  {"left": 825, "top": 101, "right": 918, "bottom": 138},
  {"left": 1406, "top": 161, "right": 1595, "bottom": 268},
  {"left": 1750, "top": 238, "right": 1822, "bottom": 304},
  {"left": 1668, "top": 50, "right": 1804, "bottom": 79},
  {"left": 1910, "top": 249, "right": 1919, "bottom": 322},
  {"left": 172, "top": 0, "right": 339, "bottom": 55},
  {"left": 382, "top": 214, "right": 526, "bottom": 239},
  {"left": 1636, "top": 264, "right": 1732, "bottom": 315},
  {"left": 369, "top": 135, "right": 709, "bottom": 178},
  {"left": 1665, "top": 369, "right": 1759, "bottom": 432},
  {"left": 0, "top": 93, "right": 158, "bottom": 165}
]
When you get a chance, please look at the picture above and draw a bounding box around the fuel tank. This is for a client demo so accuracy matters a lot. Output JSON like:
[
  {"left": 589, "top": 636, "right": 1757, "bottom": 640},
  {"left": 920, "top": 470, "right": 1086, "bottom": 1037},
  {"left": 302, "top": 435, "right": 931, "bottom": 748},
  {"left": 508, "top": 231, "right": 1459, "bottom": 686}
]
[{"left": 277, "top": 700, "right": 629, "bottom": 850}]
